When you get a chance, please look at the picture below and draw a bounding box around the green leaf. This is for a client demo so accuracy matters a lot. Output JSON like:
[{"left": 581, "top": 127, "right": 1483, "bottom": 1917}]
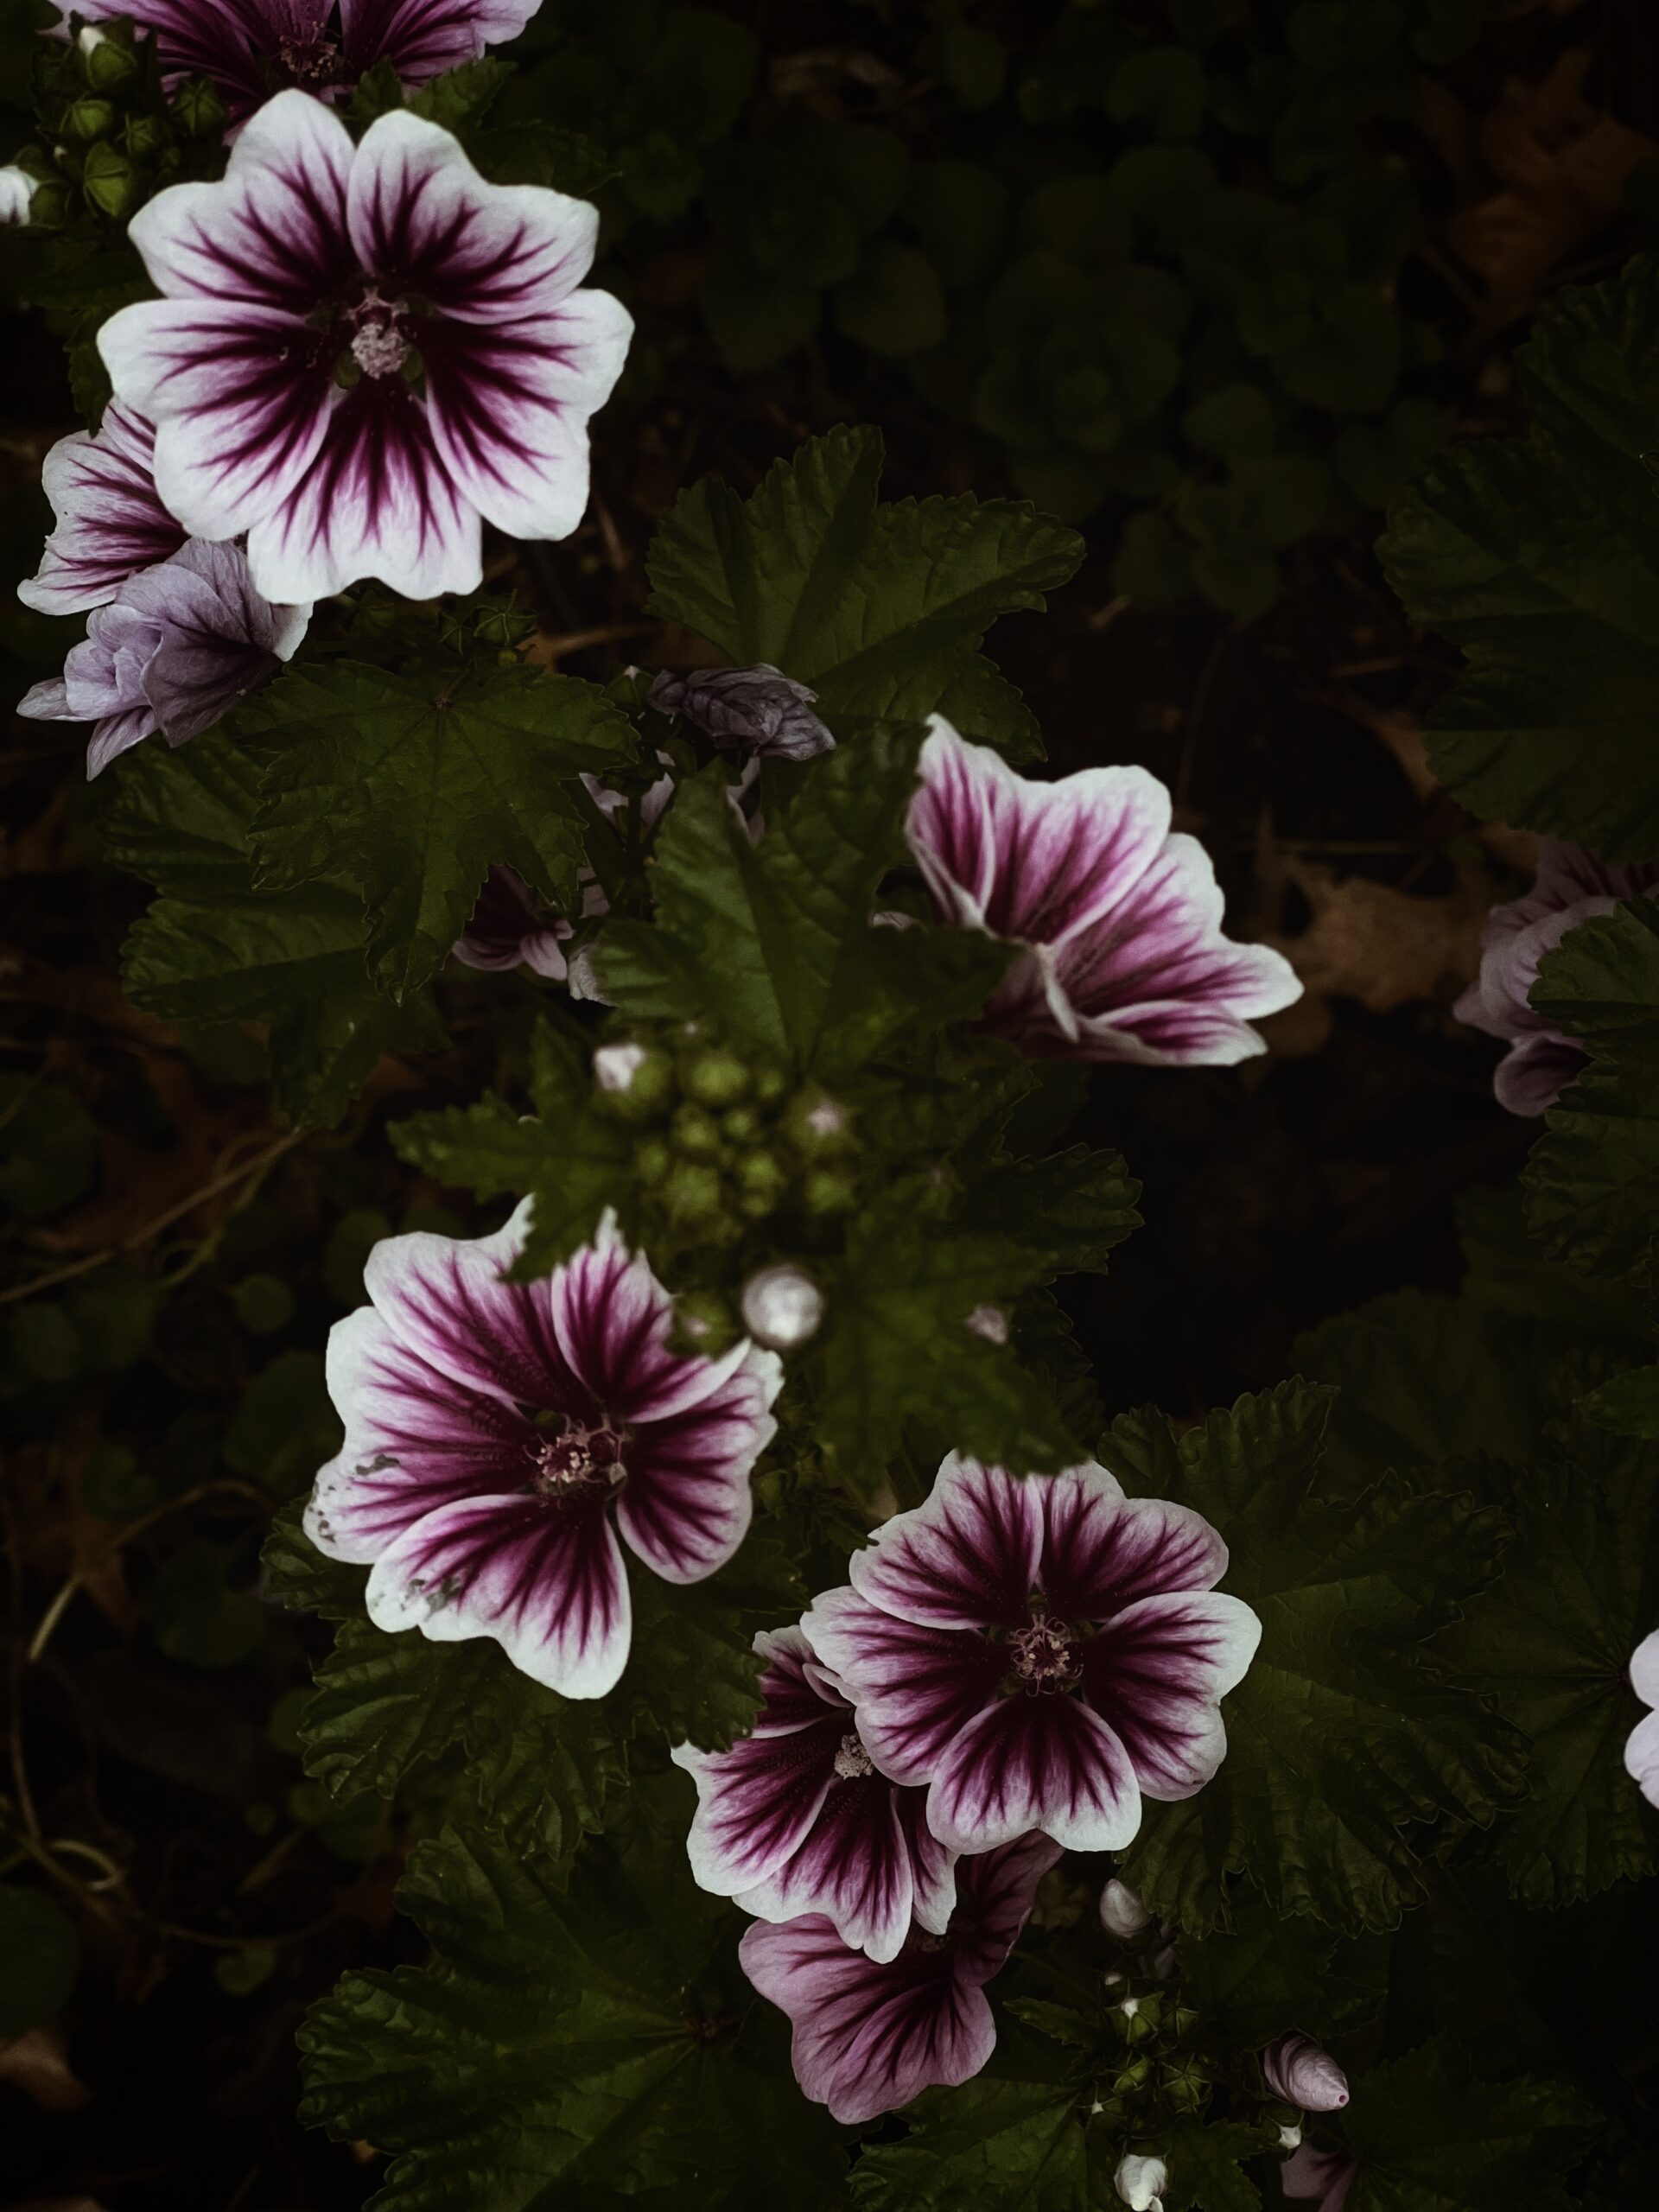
[
  {"left": 645, "top": 425, "right": 1082, "bottom": 755},
  {"left": 1380, "top": 256, "right": 1659, "bottom": 856},
  {"left": 299, "top": 1808, "right": 848, "bottom": 2209},
  {"left": 1336, "top": 2037, "right": 1596, "bottom": 2212},
  {"left": 1525, "top": 899, "right": 1659, "bottom": 1292},
  {"left": 1579, "top": 1362, "right": 1659, "bottom": 1437},
  {"left": 967, "top": 1146, "right": 1141, "bottom": 1281},
  {"left": 0, "top": 1886, "right": 81, "bottom": 2037},
  {"left": 262, "top": 1499, "right": 367, "bottom": 1624},
  {"left": 248, "top": 659, "right": 636, "bottom": 1000},
  {"left": 849, "top": 2078, "right": 1103, "bottom": 2210},
  {"left": 1180, "top": 1894, "right": 1382, "bottom": 2048},
  {"left": 1434, "top": 1415, "right": 1659, "bottom": 1907},
  {"left": 1109, "top": 1384, "right": 1525, "bottom": 1934}
]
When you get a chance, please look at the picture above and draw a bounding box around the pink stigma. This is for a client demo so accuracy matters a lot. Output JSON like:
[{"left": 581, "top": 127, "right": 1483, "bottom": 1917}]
[{"left": 1007, "top": 1613, "right": 1081, "bottom": 1691}]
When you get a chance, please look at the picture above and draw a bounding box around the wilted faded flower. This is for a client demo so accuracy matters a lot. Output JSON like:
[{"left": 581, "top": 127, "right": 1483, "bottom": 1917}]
[
  {"left": 19, "top": 403, "right": 187, "bottom": 615},
  {"left": 906, "top": 715, "right": 1300, "bottom": 1063},
  {"left": 1624, "top": 1629, "right": 1659, "bottom": 1809},
  {"left": 18, "top": 539, "right": 308, "bottom": 777},
  {"left": 674, "top": 1624, "right": 956, "bottom": 1962},
  {"left": 452, "top": 866, "right": 573, "bottom": 978},
  {"left": 1281, "top": 2144, "right": 1357, "bottom": 2210},
  {"left": 650, "top": 664, "right": 834, "bottom": 760},
  {"left": 1262, "top": 2033, "right": 1350, "bottom": 2113},
  {"left": 305, "top": 1205, "right": 781, "bottom": 1698},
  {"left": 1454, "top": 841, "right": 1659, "bottom": 1115},
  {"left": 804, "top": 1454, "right": 1260, "bottom": 1854},
  {"left": 99, "top": 90, "right": 631, "bottom": 601},
  {"left": 1115, "top": 2152, "right": 1167, "bottom": 2211},
  {"left": 738, "top": 1832, "right": 1059, "bottom": 2124},
  {"left": 740, "top": 1264, "right": 823, "bottom": 1351},
  {"left": 1099, "top": 1876, "right": 1154, "bottom": 1941},
  {"left": 63, "top": 0, "right": 545, "bottom": 129}
]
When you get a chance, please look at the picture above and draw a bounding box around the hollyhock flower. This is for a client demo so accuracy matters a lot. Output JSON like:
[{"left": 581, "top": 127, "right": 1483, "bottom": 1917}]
[
  {"left": 452, "top": 866, "right": 573, "bottom": 976},
  {"left": 19, "top": 404, "right": 188, "bottom": 615},
  {"left": 905, "top": 715, "right": 1300, "bottom": 1064},
  {"left": 673, "top": 1624, "right": 955, "bottom": 1962},
  {"left": 649, "top": 664, "right": 835, "bottom": 761},
  {"left": 18, "top": 540, "right": 308, "bottom": 778},
  {"left": 98, "top": 91, "right": 632, "bottom": 602},
  {"left": 1262, "top": 2034, "right": 1350, "bottom": 2113},
  {"left": 1624, "top": 1629, "right": 1659, "bottom": 1808},
  {"left": 1454, "top": 841, "right": 1659, "bottom": 1115},
  {"left": 304, "top": 1205, "right": 782, "bottom": 1697},
  {"left": 738, "top": 1831, "right": 1060, "bottom": 2124},
  {"left": 1282, "top": 2145, "right": 1357, "bottom": 2211},
  {"left": 65, "top": 0, "right": 544, "bottom": 129},
  {"left": 804, "top": 1454, "right": 1259, "bottom": 1854},
  {"left": 1116, "top": 2153, "right": 1168, "bottom": 2211}
]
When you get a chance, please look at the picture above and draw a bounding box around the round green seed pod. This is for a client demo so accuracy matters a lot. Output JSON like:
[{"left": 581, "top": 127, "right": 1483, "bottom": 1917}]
[
  {"left": 721, "top": 1104, "right": 761, "bottom": 1145},
  {"left": 683, "top": 1048, "right": 750, "bottom": 1108},
  {"left": 593, "top": 1042, "right": 677, "bottom": 1122},
  {"left": 671, "top": 1103, "right": 723, "bottom": 1159},
  {"left": 781, "top": 1086, "right": 855, "bottom": 1156},
  {"left": 635, "top": 1136, "right": 673, "bottom": 1187},
  {"left": 62, "top": 97, "right": 118, "bottom": 142},
  {"left": 663, "top": 1161, "right": 724, "bottom": 1222},
  {"left": 751, "top": 1063, "right": 790, "bottom": 1107},
  {"left": 800, "top": 1165, "right": 859, "bottom": 1217}
]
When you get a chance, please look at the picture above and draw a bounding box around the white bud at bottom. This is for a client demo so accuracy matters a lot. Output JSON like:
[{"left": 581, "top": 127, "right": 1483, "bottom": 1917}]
[
  {"left": 1279, "top": 2124, "right": 1303, "bottom": 2152},
  {"left": 741, "top": 1263, "right": 823, "bottom": 1351},
  {"left": 1115, "top": 2152, "right": 1167, "bottom": 2212}
]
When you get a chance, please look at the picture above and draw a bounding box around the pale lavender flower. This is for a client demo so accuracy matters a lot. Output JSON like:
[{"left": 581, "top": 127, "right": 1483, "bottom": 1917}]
[
  {"left": 305, "top": 1205, "right": 781, "bottom": 1697},
  {"left": 1281, "top": 2145, "right": 1357, "bottom": 2210},
  {"left": 98, "top": 91, "right": 631, "bottom": 602},
  {"left": 1262, "top": 2033, "right": 1351, "bottom": 2113},
  {"left": 649, "top": 664, "right": 835, "bottom": 761},
  {"left": 803, "top": 1455, "right": 1259, "bottom": 1856},
  {"left": 18, "top": 539, "right": 308, "bottom": 778},
  {"left": 1454, "top": 842, "right": 1659, "bottom": 1115},
  {"left": 906, "top": 715, "right": 1300, "bottom": 1064},
  {"left": 19, "top": 403, "right": 188, "bottom": 615},
  {"left": 452, "top": 866, "right": 573, "bottom": 978},
  {"left": 673, "top": 1624, "right": 957, "bottom": 1963},
  {"left": 738, "top": 1831, "right": 1060, "bottom": 2125},
  {"left": 1624, "top": 1629, "right": 1659, "bottom": 1809}
]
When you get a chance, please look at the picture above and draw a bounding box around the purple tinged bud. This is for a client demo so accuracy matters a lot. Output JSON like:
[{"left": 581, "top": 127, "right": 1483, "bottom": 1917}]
[
  {"left": 1262, "top": 2033, "right": 1350, "bottom": 2113},
  {"left": 1099, "top": 1878, "right": 1153, "bottom": 1939},
  {"left": 740, "top": 1264, "right": 823, "bottom": 1351},
  {"left": 649, "top": 664, "right": 836, "bottom": 760}
]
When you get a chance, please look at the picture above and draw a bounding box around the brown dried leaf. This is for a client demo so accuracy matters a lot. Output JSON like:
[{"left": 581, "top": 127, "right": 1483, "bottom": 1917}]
[{"left": 1277, "top": 865, "right": 1488, "bottom": 1015}]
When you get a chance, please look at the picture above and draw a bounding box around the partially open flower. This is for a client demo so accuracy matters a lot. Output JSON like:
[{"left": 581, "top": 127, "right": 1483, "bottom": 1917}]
[
  {"left": 1281, "top": 2144, "right": 1357, "bottom": 2211},
  {"left": 1262, "top": 2033, "right": 1350, "bottom": 2113},
  {"left": 1116, "top": 2152, "right": 1167, "bottom": 2211},
  {"left": 1624, "top": 1628, "right": 1659, "bottom": 1809},
  {"left": 305, "top": 1205, "right": 781, "bottom": 1698},
  {"left": 649, "top": 664, "right": 835, "bottom": 761},
  {"left": 738, "top": 1832, "right": 1060, "bottom": 2124},
  {"left": 452, "top": 866, "right": 573, "bottom": 978},
  {"left": 18, "top": 403, "right": 187, "bottom": 614},
  {"left": 905, "top": 715, "right": 1300, "bottom": 1064},
  {"left": 99, "top": 91, "right": 631, "bottom": 601},
  {"left": 804, "top": 1454, "right": 1260, "bottom": 1854},
  {"left": 673, "top": 1624, "right": 956, "bottom": 1961}
]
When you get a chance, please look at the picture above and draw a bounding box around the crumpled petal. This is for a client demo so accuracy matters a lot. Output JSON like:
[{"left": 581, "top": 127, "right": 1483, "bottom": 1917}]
[{"left": 19, "top": 404, "right": 188, "bottom": 614}]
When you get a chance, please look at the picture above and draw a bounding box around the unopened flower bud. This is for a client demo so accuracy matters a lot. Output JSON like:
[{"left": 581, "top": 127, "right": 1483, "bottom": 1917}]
[
  {"left": 1279, "top": 2123, "right": 1303, "bottom": 2152},
  {"left": 81, "top": 142, "right": 138, "bottom": 218},
  {"left": 0, "top": 165, "right": 34, "bottom": 226},
  {"left": 741, "top": 1264, "right": 823, "bottom": 1351},
  {"left": 683, "top": 1047, "right": 749, "bottom": 1108},
  {"left": 966, "top": 1302, "right": 1008, "bottom": 1344},
  {"left": 783, "top": 1087, "right": 854, "bottom": 1155},
  {"left": 801, "top": 1164, "right": 858, "bottom": 1216},
  {"left": 80, "top": 25, "right": 138, "bottom": 90},
  {"left": 671, "top": 1103, "right": 723, "bottom": 1159},
  {"left": 1100, "top": 1878, "right": 1154, "bottom": 1940},
  {"left": 594, "top": 1041, "right": 648, "bottom": 1092},
  {"left": 595, "top": 1040, "right": 676, "bottom": 1120},
  {"left": 171, "top": 78, "right": 229, "bottom": 139},
  {"left": 1261, "top": 2033, "right": 1350, "bottom": 2113},
  {"left": 663, "top": 1161, "right": 723, "bottom": 1223},
  {"left": 124, "top": 113, "right": 170, "bottom": 162},
  {"left": 62, "top": 96, "right": 118, "bottom": 143},
  {"left": 1115, "top": 2152, "right": 1167, "bottom": 2212},
  {"left": 1148, "top": 1942, "right": 1178, "bottom": 1980},
  {"left": 649, "top": 663, "right": 834, "bottom": 760}
]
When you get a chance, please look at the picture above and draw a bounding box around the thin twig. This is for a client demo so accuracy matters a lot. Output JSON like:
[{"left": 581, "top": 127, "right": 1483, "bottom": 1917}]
[{"left": 28, "top": 1478, "right": 268, "bottom": 1665}]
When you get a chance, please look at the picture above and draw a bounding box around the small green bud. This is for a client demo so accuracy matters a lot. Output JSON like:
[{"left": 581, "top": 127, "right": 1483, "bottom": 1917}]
[
  {"left": 782, "top": 1086, "right": 855, "bottom": 1156},
  {"left": 683, "top": 1047, "right": 749, "bottom": 1108},
  {"left": 171, "top": 76, "right": 229, "bottom": 140},
  {"left": 635, "top": 1136, "right": 672, "bottom": 1187},
  {"left": 1160, "top": 2056, "right": 1210, "bottom": 2116},
  {"left": 800, "top": 1165, "right": 858, "bottom": 1217},
  {"left": 663, "top": 1161, "right": 724, "bottom": 1222},
  {"left": 26, "top": 179, "right": 69, "bottom": 227},
  {"left": 80, "top": 28, "right": 140, "bottom": 92},
  {"left": 62, "top": 97, "right": 118, "bottom": 143},
  {"left": 81, "top": 141, "right": 138, "bottom": 219},
  {"left": 593, "top": 1040, "right": 676, "bottom": 1122},
  {"left": 123, "top": 113, "right": 170, "bottom": 162},
  {"left": 669, "top": 1288, "right": 741, "bottom": 1358},
  {"left": 721, "top": 1104, "right": 761, "bottom": 1144},
  {"left": 751, "top": 1063, "right": 790, "bottom": 1106},
  {"left": 671, "top": 1102, "right": 723, "bottom": 1159},
  {"left": 736, "top": 1150, "right": 787, "bottom": 1203}
]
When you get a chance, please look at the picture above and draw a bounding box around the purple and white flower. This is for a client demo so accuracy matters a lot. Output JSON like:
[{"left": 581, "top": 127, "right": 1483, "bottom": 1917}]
[
  {"left": 18, "top": 539, "right": 308, "bottom": 777},
  {"left": 98, "top": 90, "right": 631, "bottom": 602},
  {"left": 1281, "top": 2145, "right": 1357, "bottom": 2211},
  {"left": 19, "top": 404, "right": 187, "bottom": 615},
  {"left": 452, "top": 865, "right": 574, "bottom": 977},
  {"left": 1262, "top": 2034, "right": 1350, "bottom": 2113},
  {"left": 803, "top": 1455, "right": 1259, "bottom": 1855},
  {"left": 649, "top": 664, "right": 835, "bottom": 762},
  {"left": 305, "top": 1205, "right": 782, "bottom": 1698},
  {"left": 674, "top": 1624, "right": 956, "bottom": 1962},
  {"left": 65, "top": 0, "right": 544, "bottom": 129},
  {"left": 905, "top": 716, "right": 1300, "bottom": 1065},
  {"left": 1454, "top": 841, "right": 1659, "bottom": 1116},
  {"left": 738, "top": 1831, "right": 1060, "bottom": 2125},
  {"left": 1624, "top": 1629, "right": 1659, "bottom": 1809}
]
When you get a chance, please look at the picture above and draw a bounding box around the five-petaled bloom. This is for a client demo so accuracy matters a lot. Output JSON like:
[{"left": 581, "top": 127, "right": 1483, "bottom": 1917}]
[
  {"left": 19, "top": 403, "right": 187, "bottom": 615},
  {"left": 1624, "top": 1629, "right": 1659, "bottom": 1810},
  {"left": 98, "top": 90, "right": 632, "bottom": 602},
  {"left": 65, "top": 0, "right": 544, "bottom": 129},
  {"left": 906, "top": 715, "right": 1300, "bottom": 1064},
  {"left": 305, "top": 1205, "right": 781, "bottom": 1697},
  {"left": 1453, "top": 840, "right": 1659, "bottom": 1115},
  {"left": 804, "top": 1454, "right": 1260, "bottom": 1854},
  {"left": 674, "top": 1625, "right": 956, "bottom": 1963},
  {"left": 738, "top": 1831, "right": 1060, "bottom": 2124}
]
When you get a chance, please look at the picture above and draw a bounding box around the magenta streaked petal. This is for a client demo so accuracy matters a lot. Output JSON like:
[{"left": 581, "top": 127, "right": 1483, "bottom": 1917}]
[
  {"left": 949, "top": 1830, "right": 1065, "bottom": 1986},
  {"left": 738, "top": 1916, "right": 992, "bottom": 2125},
  {"left": 748, "top": 1626, "right": 852, "bottom": 1735},
  {"left": 925, "top": 1692, "right": 1141, "bottom": 1853},
  {"left": 365, "top": 1486, "right": 630, "bottom": 1697},
  {"left": 801, "top": 1585, "right": 1006, "bottom": 1788},
  {"left": 361, "top": 1199, "right": 582, "bottom": 1417},
  {"left": 19, "top": 405, "right": 188, "bottom": 615},
  {"left": 74, "top": 0, "right": 269, "bottom": 116},
  {"left": 674, "top": 1709, "right": 844, "bottom": 1898},
  {"left": 1038, "top": 1478, "right": 1226, "bottom": 1620},
  {"left": 1281, "top": 2145, "right": 1357, "bottom": 2211},
  {"left": 614, "top": 1350, "right": 778, "bottom": 1583},
  {"left": 734, "top": 1776, "right": 926, "bottom": 1965},
  {"left": 896, "top": 1787, "right": 960, "bottom": 1938},
  {"left": 847, "top": 1452, "right": 1046, "bottom": 1633},
  {"left": 1080, "top": 1592, "right": 1261, "bottom": 1802},
  {"left": 341, "top": 0, "right": 545, "bottom": 78}
]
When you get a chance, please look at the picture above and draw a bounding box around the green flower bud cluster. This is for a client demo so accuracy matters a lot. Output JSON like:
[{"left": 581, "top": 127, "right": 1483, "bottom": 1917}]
[
  {"left": 27, "top": 30, "right": 227, "bottom": 232},
  {"left": 1091, "top": 1988, "right": 1207, "bottom": 2133},
  {"left": 594, "top": 1027, "right": 860, "bottom": 1243}
]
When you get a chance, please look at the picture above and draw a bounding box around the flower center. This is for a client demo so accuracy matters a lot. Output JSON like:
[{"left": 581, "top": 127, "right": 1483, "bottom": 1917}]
[
  {"left": 277, "top": 31, "right": 342, "bottom": 86},
  {"left": 525, "top": 1422, "right": 623, "bottom": 1501},
  {"left": 1007, "top": 1613, "right": 1082, "bottom": 1692},
  {"left": 346, "top": 289, "right": 413, "bottom": 380},
  {"left": 832, "top": 1731, "right": 874, "bottom": 1780}
]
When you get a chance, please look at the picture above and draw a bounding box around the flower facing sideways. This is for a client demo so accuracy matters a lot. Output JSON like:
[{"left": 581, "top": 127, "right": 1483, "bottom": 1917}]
[
  {"left": 99, "top": 90, "right": 632, "bottom": 602},
  {"left": 305, "top": 1206, "right": 781, "bottom": 1697},
  {"left": 674, "top": 1624, "right": 956, "bottom": 1963},
  {"left": 17, "top": 403, "right": 186, "bottom": 614},
  {"left": 905, "top": 715, "right": 1300, "bottom": 1065},
  {"left": 804, "top": 1454, "right": 1259, "bottom": 1854},
  {"left": 1624, "top": 1628, "right": 1659, "bottom": 1809},
  {"left": 452, "top": 865, "right": 574, "bottom": 977},
  {"left": 739, "top": 1831, "right": 1060, "bottom": 2125}
]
